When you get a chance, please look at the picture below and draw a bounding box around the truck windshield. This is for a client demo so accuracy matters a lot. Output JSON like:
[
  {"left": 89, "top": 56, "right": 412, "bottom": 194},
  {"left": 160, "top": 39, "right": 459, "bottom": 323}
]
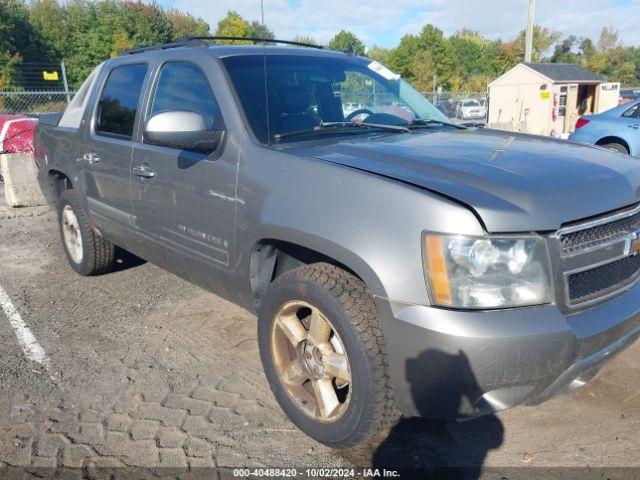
[{"left": 221, "top": 53, "right": 450, "bottom": 143}]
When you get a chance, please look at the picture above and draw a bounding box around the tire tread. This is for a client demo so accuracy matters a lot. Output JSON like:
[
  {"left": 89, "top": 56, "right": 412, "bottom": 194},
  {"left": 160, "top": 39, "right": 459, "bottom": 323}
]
[
  {"left": 59, "top": 189, "right": 115, "bottom": 275},
  {"left": 277, "top": 263, "right": 398, "bottom": 446}
]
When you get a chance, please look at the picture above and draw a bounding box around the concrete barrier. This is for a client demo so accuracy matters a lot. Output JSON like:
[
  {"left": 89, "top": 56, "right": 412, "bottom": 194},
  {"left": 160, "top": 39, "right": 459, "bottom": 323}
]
[{"left": 1, "top": 153, "right": 46, "bottom": 207}]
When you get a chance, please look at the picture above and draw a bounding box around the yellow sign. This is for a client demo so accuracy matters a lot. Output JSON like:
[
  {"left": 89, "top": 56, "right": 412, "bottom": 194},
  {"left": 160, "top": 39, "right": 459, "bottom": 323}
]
[
  {"left": 540, "top": 91, "right": 550, "bottom": 100},
  {"left": 43, "top": 71, "right": 59, "bottom": 81}
]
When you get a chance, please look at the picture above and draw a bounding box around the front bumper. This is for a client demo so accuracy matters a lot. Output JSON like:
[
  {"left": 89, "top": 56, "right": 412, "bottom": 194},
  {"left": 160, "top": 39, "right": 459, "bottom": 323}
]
[{"left": 376, "top": 280, "right": 640, "bottom": 418}]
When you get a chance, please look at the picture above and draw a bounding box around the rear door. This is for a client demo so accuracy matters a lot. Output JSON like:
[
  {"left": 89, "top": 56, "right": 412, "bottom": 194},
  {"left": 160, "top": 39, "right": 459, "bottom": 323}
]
[
  {"left": 81, "top": 62, "right": 149, "bottom": 240},
  {"left": 130, "top": 60, "right": 237, "bottom": 275}
]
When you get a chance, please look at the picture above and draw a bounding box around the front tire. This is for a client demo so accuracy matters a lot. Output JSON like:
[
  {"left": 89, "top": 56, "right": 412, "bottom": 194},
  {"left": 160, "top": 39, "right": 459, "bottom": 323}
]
[
  {"left": 57, "top": 189, "right": 115, "bottom": 275},
  {"left": 258, "top": 263, "right": 397, "bottom": 447}
]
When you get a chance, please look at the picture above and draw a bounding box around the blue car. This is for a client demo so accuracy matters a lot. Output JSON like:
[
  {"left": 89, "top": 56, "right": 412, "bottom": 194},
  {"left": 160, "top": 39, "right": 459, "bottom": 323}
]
[{"left": 569, "top": 101, "right": 640, "bottom": 156}]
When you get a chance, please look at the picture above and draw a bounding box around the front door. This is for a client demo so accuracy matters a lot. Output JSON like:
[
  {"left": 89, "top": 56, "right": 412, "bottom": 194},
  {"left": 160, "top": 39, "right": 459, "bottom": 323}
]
[
  {"left": 130, "top": 60, "right": 237, "bottom": 280},
  {"left": 81, "top": 63, "right": 148, "bottom": 240}
]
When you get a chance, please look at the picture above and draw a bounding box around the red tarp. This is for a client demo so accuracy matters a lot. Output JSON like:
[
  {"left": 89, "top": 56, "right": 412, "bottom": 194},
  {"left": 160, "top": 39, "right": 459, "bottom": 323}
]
[{"left": 0, "top": 114, "right": 38, "bottom": 154}]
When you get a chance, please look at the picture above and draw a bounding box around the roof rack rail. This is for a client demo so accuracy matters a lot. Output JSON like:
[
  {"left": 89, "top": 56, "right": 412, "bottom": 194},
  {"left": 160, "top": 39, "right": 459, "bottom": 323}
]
[{"left": 120, "top": 36, "right": 323, "bottom": 56}]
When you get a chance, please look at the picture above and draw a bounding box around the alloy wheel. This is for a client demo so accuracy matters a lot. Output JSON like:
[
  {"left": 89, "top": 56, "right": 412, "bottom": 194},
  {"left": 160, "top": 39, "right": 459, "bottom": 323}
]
[{"left": 270, "top": 300, "right": 352, "bottom": 422}]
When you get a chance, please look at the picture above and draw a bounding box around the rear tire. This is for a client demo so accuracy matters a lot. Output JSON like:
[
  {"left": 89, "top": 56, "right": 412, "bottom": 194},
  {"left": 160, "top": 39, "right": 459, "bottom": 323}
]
[
  {"left": 258, "top": 263, "right": 397, "bottom": 448},
  {"left": 57, "top": 189, "right": 115, "bottom": 275},
  {"left": 601, "top": 142, "right": 629, "bottom": 154}
]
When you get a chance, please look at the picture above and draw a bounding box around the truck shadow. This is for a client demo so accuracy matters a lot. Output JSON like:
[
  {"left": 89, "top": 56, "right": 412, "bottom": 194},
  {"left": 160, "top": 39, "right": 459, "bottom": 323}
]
[
  {"left": 110, "top": 247, "right": 147, "bottom": 273},
  {"left": 345, "top": 350, "right": 504, "bottom": 479}
]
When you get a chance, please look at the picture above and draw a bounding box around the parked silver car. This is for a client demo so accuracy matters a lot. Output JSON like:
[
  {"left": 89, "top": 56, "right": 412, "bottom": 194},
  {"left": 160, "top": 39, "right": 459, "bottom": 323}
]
[
  {"left": 455, "top": 99, "right": 487, "bottom": 120},
  {"left": 34, "top": 38, "right": 640, "bottom": 447}
]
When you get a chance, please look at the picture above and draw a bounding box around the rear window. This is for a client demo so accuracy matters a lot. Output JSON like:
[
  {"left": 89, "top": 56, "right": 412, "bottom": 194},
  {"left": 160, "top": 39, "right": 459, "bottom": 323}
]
[
  {"left": 96, "top": 63, "right": 148, "bottom": 139},
  {"left": 622, "top": 103, "right": 640, "bottom": 118},
  {"left": 59, "top": 62, "right": 104, "bottom": 129}
]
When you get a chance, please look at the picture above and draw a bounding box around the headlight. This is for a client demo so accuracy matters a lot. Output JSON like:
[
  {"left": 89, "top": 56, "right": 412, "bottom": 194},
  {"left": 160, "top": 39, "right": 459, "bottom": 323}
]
[{"left": 423, "top": 233, "right": 553, "bottom": 309}]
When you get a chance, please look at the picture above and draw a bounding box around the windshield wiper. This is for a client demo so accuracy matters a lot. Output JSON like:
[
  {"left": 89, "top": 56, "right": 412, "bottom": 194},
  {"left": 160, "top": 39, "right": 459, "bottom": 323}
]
[
  {"left": 273, "top": 121, "right": 409, "bottom": 142},
  {"left": 407, "top": 118, "right": 466, "bottom": 129}
]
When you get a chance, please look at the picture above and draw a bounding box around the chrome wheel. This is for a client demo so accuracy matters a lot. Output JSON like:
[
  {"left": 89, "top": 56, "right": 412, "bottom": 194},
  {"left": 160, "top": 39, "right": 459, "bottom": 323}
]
[
  {"left": 271, "top": 301, "right": 351, "bottom": 422},
  {"left": 61, "top": 205, "right": 83, "bottom": 264}
]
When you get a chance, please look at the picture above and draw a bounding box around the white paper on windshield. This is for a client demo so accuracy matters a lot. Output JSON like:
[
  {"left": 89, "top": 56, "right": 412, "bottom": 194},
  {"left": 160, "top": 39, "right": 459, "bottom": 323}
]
[{"left": 367, "top": 61, "right": 401, "bottom": 81}]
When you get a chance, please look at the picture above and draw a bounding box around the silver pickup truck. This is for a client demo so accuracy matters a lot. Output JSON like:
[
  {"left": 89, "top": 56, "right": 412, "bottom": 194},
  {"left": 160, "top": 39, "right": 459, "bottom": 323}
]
[{"left": 35, "top": 37, "right": 640, "bottom": 447}]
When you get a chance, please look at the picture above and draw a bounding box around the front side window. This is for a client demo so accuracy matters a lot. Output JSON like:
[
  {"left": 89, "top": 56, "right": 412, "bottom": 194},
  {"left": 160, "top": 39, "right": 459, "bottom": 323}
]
[
  {"left": 150, "top": 62, "right": 219, "bottom": 129},
  {"left": 97, "top": 63, "right": 148, "bottom": 138}
]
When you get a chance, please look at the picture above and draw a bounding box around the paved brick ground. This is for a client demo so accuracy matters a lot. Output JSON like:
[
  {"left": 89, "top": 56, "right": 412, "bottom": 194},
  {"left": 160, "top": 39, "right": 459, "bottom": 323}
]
[{"left": 3, "top": 201, "right": 640, "bottom": 476}]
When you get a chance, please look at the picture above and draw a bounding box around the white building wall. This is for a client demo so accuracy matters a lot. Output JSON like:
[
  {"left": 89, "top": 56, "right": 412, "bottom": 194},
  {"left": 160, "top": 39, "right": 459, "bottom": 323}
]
[{"left": 488, "top": 64, "right": 553, "bottom": 136}]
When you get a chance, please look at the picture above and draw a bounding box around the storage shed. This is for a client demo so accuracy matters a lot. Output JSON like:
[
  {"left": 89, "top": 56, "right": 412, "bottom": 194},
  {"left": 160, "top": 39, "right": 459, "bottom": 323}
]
[{"left": 488, "top": 62, "right": 620, "bottom": 137}]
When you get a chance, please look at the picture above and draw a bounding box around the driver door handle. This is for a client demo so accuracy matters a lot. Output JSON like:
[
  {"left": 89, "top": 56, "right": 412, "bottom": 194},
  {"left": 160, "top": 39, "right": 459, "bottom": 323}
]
[
  {"left": 628, "top": 124, "right": 640, "bottom": 129},
  {"left": 132, "top": 164, "right": 156, "bottom": 179}
]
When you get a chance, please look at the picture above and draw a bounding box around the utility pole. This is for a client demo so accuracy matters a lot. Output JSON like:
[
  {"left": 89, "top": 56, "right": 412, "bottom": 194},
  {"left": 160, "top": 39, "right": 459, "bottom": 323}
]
[
  {"left": 61, "top": 61, "right": 71, "bottom": 103},
  {"left": 432, "top": 74, "right": 436, "bottom": 103},
  {"left": 524, "top": 0, "right": 536, "bottom": 63}
]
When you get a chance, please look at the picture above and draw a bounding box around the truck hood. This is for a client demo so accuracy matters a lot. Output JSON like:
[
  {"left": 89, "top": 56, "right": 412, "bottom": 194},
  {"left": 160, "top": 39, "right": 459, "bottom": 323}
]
[{"left": 288, "top": 128, "right": 640, "bottom": 232}]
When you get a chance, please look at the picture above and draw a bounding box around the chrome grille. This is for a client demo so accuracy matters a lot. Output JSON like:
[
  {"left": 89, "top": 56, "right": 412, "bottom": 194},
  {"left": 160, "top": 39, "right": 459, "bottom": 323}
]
[
  {"left": 557, "top": 203, "right": 640, "bottom": 308},
  {"left": 559, "top": 205, "right": 640, "bottom": 256}
]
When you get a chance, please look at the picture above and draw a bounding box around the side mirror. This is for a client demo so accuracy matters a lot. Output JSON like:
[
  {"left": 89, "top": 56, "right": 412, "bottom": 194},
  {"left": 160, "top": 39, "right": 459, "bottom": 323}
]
[{"left": 144, "top": 111, "right": 222, "bottom": 154}]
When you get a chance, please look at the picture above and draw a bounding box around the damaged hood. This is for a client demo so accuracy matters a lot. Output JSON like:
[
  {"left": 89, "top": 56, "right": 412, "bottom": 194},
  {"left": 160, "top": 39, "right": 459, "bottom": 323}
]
[{"left": 288, "top": 128, "right": 640, "bottom": 232}]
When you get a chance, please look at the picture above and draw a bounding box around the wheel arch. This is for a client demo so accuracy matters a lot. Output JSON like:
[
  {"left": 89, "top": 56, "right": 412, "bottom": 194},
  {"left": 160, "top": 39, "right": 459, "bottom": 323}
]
[
  {"left": 248, "top": 234, "right": 385, "bottom": 310},
  {"left": 46, "top": 168, "right": 73, "bottom": 204},
  {"left": 596, "top": 136, "right": 630, "bottom": 154}
]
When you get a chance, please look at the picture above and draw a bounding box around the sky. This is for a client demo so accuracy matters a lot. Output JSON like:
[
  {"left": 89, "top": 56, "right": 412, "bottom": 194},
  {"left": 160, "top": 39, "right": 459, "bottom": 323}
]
[{"left": 164, "top": 0, "right": 639, "bottom": 49}]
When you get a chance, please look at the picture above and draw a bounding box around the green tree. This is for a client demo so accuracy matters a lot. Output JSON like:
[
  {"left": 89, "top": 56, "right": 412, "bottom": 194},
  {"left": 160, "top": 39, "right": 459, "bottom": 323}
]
[
  {"left": 386, "top": 33, "right": 420, "bottom": 79},
  {"left": 449, "top": 30, "right": 493, "bottom": 75},
  {"left": 597, "top": 26, "right": 619, "bottom": 52},
  {"left": 0, "top": 0, "right": 33, "bottom": 90},
  {"left": 248, "top": 20, "right": 274, "bottom": 39},
  {"left": 3, "top": 1, "right": 640, "bottom": 95},
  {"left": 448, "top": 29, "right": 499, "bottom": 90},
  {"left": 118, "top": 2, "right": 172, "bottom": 48},
  {"left": 493, "top": 40, "right": 524, "bottom": 74},
  {"left": 410, "top": 50, "right": 436, "bottom": 91},
  {"left": 551, "top": 35, "right": 579, "bottom": 63},
  {"left": 413, "top": 25, "right": 457, "bottom": 89},
  {"left": 0, "top": 0, "right": 32, "bottom": 55},
  {"left": 328, "top": 30, "right": 365, "bottom": 55},
  {"left": 292, "top": 35, "right": 319, "bottom": 46},
  {"left": 27, "top": 0, "right": 68, "bottom": 61},
  {"left": 580, "top": 38, "right": 596, "bottom": 61},
  {"left": 367, "top": 45, "right": 392, "bottom": 65},
  {"left": 215, "top": 10, "right": 251, "bottom": 43},
  {"left": 167, "top": 9, "right": 210, "bottom": 39},
  {"left": 518, "top": 25, "right": 560, "bottom": 62}
]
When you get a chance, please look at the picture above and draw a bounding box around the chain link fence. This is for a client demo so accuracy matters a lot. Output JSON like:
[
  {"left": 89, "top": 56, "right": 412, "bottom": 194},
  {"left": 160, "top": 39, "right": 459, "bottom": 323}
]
[{"left": 0, "top": 91, "right": 75, "bottom": 116}]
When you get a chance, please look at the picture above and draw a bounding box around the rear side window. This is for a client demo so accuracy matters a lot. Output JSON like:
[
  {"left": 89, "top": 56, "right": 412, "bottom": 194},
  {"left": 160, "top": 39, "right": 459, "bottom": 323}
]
[
  {"left": 622, "top": 103, "right": 640, "bottom": 118},
  {"left": 150, "top": 62, "right": 219, "bottom": 129},
  {"left": 97, "top": 64, "right": 148, "bottom": 139}
]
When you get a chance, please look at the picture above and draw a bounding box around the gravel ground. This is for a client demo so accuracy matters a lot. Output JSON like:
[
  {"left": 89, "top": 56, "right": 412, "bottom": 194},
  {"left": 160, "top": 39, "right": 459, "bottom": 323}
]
[{"left": 2, "top": 197, "right": 640, "bottom": 477}]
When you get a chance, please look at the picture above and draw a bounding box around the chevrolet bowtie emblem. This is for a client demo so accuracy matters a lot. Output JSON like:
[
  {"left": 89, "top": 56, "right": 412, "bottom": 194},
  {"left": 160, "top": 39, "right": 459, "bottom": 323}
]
[{"left": 624, "top": 230, "right": 640, "bottom": 257}]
